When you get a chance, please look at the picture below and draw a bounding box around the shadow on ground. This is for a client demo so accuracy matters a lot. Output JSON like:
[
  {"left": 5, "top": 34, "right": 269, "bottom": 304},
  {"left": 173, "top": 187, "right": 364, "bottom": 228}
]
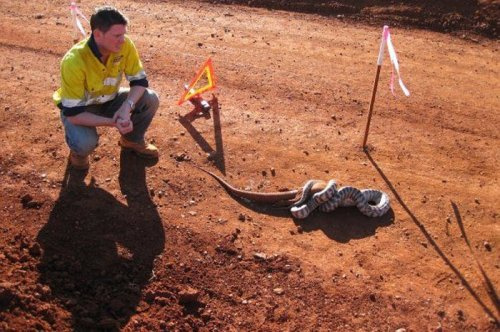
[
  {"left": 36, "top": 151, "right": 165, "bottom": 330},
  {"left": 293, "top": 208, "right": 394, "bottom": 243},
  {"left": 203, "top": 0, "right": 498, "bottom": 38}
]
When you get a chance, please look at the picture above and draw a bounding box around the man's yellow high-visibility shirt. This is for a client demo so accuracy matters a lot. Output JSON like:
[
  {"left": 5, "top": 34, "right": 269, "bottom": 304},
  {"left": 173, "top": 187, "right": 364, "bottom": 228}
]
[{"left": 53, "top": 34, "right": 148, "bottom": 116}]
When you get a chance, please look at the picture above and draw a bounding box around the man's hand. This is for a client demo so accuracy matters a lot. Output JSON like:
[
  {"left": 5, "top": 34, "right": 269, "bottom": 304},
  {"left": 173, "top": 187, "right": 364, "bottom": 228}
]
[
  {"left": 113, "top": 102, "right": 134, "bottom": 134},
  {"left": 116, "top": 117, "right": 133, "bottom": 134}
]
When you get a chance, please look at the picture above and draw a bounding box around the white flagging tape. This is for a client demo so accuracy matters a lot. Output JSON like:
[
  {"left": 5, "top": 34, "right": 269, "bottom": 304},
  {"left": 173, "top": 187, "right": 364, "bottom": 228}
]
[
  {"left": 70, "top": 2, "right": 89, "bottom": 40},
  {"left": 377, "top": 25, "right": 410, "bottom": 97},
  {"left": 376, "top": 26, "right": 388, "bottom": 66}
]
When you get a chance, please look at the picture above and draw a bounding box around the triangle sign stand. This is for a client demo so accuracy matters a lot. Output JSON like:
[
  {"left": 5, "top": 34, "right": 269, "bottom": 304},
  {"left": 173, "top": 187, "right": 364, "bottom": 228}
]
[{"left": 177, "top": 57, "right": 216, "bottom": 105}]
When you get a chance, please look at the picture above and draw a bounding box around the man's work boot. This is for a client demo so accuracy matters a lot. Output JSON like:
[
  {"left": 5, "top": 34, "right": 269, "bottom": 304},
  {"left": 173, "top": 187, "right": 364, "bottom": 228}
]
[
  {"left": 119, "top": 137, "right": 159, "bottom": 159},
  {"left": 69, "top": 151, "right": 90, "bottom": 170}
]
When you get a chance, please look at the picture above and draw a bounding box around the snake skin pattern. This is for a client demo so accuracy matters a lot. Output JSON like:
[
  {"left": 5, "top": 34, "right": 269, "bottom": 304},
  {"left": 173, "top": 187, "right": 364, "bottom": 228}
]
[{"left": 290, "top": 180, "right": 390, "bottom": 219}]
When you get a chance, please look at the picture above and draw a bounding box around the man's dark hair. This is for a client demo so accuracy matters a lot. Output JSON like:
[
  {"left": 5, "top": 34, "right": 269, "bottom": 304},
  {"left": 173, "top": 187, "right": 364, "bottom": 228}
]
[{"left": 90, "top": 6, "right": 128, "bottom": 33}]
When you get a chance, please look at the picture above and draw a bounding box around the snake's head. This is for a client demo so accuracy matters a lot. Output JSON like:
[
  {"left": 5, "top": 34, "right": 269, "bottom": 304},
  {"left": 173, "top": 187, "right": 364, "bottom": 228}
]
[{"left": 285, "top": 180, "right": 328, "bottom": 207}]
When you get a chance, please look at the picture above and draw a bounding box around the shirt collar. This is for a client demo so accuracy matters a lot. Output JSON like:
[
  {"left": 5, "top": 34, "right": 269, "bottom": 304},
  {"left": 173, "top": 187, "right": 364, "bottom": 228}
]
[{"left": 87, "top": 34, "right": 103, "bottom": 62}]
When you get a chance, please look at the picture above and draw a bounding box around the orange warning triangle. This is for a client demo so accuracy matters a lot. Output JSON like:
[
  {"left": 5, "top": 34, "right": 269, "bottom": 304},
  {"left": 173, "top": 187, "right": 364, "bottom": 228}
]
[{"left": 177, "top": 58, "right": 216, "bottom": 105}]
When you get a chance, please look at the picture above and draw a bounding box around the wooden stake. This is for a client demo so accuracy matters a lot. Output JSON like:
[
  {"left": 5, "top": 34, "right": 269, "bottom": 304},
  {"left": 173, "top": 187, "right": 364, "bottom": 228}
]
[
  {"left": 362, "top": 65, "right": 382, "bottom": 149},
  {"left": 362, "top": 25, "right": 389, "bottom": 150}
]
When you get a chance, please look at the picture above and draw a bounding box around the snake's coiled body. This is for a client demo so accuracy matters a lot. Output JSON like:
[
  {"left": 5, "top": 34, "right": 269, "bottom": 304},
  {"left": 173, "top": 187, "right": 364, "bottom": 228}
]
[
  {"left": 193, "top": 165, "right": 390, "bottom": 219},
  {"left": 291, "top": 181, "right": 390, "bottom": 219}
]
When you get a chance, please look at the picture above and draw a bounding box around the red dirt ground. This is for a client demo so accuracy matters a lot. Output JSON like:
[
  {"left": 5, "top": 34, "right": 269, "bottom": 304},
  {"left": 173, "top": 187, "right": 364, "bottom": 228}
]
[{"left": 0, "top": 0, "right": 499, "bottom": 331}]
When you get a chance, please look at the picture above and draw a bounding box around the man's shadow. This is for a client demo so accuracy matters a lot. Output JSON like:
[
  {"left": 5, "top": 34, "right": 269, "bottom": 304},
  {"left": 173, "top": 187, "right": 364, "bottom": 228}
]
[{"left": 36, "top": 151, "right": 165, "bottom": 330}]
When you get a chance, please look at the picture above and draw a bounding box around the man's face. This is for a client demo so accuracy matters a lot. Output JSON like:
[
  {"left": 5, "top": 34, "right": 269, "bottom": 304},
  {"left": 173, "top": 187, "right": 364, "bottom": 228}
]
[{"left": 96, "top": 24, "right": 127, "bottom": 54}]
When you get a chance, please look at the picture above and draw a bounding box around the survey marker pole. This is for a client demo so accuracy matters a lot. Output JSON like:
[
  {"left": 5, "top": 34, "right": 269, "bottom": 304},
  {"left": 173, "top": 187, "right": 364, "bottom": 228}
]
[{"left": 362, "top": 26, "right": 388, "bottom": 149}]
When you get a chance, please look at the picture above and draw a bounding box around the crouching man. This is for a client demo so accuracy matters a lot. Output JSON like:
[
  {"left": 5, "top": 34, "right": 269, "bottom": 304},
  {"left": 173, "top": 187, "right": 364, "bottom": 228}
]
[{"left": 53, "top": 6, "right": 159, "bottom": 170}]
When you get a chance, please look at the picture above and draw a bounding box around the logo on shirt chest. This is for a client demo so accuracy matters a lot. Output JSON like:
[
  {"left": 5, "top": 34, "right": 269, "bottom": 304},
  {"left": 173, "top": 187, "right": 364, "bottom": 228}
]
[{"left": 113, "top": 55, "right": 123, "bottom": 64}]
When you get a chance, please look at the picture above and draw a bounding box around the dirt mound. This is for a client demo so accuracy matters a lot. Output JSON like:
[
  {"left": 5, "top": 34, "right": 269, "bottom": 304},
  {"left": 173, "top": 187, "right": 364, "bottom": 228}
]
[{"left": 205, "top": 0, "right": 499, "bottom": 38}]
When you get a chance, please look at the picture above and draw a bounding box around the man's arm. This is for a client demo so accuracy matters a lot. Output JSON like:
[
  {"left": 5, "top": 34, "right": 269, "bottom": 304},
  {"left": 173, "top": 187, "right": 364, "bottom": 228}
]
[
  {"left": 66, "top": 85, "right": 146, "bottom": 127},
  {"left": 66, "top": 111, "right": 116, "bottom": 127}
]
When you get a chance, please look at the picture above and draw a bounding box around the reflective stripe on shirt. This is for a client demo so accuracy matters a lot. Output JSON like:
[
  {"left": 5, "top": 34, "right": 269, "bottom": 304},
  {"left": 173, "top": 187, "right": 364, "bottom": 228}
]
[{"left": 61, "top": 92, "right": 117, "bottom": 108}]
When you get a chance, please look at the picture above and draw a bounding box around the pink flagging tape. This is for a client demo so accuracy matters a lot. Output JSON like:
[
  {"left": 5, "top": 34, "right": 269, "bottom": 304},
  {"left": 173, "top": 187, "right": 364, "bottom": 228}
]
[
  {"left": 377, "top": 25, "right": 410, "bottom": 97},
  {"left": 386, "top": 29, "right": 410, "bottom": 96},
  {"left": 69, "top": 2, "right": 89, "bottom": 40}
]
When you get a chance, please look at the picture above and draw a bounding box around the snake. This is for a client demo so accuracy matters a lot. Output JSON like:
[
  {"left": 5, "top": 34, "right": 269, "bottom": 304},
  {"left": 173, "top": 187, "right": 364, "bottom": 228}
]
[{"left": 194, "top": 165, "right": 390, "bottom": 218}]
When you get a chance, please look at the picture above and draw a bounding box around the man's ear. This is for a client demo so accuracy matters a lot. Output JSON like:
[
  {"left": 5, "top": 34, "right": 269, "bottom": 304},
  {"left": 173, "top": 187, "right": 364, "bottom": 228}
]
[{"left": 93, "top": 29, "right": 103, "bottom": 39}]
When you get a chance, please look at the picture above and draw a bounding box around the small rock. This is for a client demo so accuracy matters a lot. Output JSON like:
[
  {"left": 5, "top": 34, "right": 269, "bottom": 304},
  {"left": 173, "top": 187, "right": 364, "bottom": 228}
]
[
  {"left": 174, "top": 152, "right": 190, "bottom": 162},
  {"left": 270, "top": 168, "right": 276, "bottom": 176},
  {"left": 188, "top": 211, "right": 197, "bottom": 216},
  {"left": 21, "top": 195, "right": 42, "bottom": 209},
  {"left": 253, "top": 252, "right": 267, "bottom": 260},
  {"left": 201, "top": 311, "right": 212, "bottom": 322},
  {"left": 34, "top": 14, "right": 44, "bottom": 19},
  {"left": 25, "top": 201, "right": 42, "bottom": 209},
  {"left": 21, "top": 194, "right": 33, "bottom": 205},
  {"left": 484, "top": 241, "right": 492, "bottom": 251},
  {"left": 273, "top": 287, "right": 284, "bottom": 295},
  {"left": 395, "top": 329, "right": 406, "bottom": 332},
  {"left": 474, "top": 198, "right": 480, "bottom": 204},
  {"left": 36, "top": 284, "right": 51, "bottom": 297},
  {"left": 178, "top": 287, "right": 200, "bottom": 304},
  {"left": 297, "top": 225, "right": 303, "bottom": 234},
  {"left": 261, "top": 170, "right": 267, "bottom": 176},
  {"left": 238, "top": 213, "right": 246, "bottom": 221}
]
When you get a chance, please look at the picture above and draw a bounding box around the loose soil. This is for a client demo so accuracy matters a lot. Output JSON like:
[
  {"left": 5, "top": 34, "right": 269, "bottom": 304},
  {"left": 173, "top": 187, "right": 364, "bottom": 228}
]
[{"left": 0, "top": 0, "right": 498, "bottom": 331}]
